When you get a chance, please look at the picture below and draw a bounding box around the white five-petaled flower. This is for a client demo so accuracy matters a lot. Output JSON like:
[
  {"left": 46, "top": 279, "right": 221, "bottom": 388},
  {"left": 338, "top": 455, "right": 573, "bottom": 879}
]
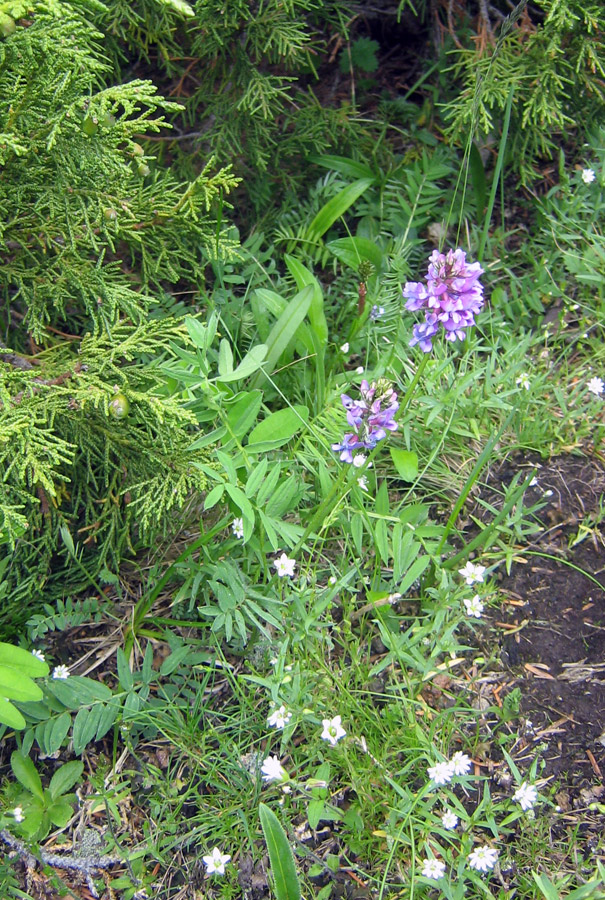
[
  {"left": 357, "top": 476, "right": 369, "bottom": 491},
  {"left": 202, "top": 847, "right": 231, "bottom": 876},
  {"left": 273, "top": 553, "right": 296, "bottom": 578},
  {"left": 587, "top": 376, "right": 604, "bottom": 396},
  {"left": 12, "top": 807, "right": 24, "bottom": 823},
  {"left": 512, "top": 781, "right": 538, "bottom": 811},
  {"left": 427, "top": 761, "right": 454, "bottom": 786},
  {"left": 231, "top": 517, "right": 244, "bottom": 539},
  {"left": 516, "top": 373, "right": 531, "bottom": 390},
  {"left": 581, "top": 168, "right": 596, "bottom": 184},
  {"left": 52, "top": 665, "right": 70, "bottom": 680},
  {"left": 328, "top": 575, "right": 337, "bottom": 585},
  {"left": 352, "top": 453, "right": 367, "bottom": 468},
  {"left": 529, "top": 476, "right": 539, "bottom": 487},
  {"left": 463, "top": 595, "right": 484, "bottom": 618},
  {"left": 467, "top": 845, "right": 499, "bottom": 872},
  {"left": 321, "top": 715, "right": 346, "bottom": 746},
  {"left": 458, "top": 562, "right": 486, "bottom": 585},
  {"left": 267, "top": 704, "right": 292, "bottom": 730},
  {"left": 260, "top": 755, "right": 289, "bottom": 784},
  {"left": 420, "top": 858, "right": 446, "bottom": 879},
  {"left": 441, "top": 810, "right": 459, "bottom": 830},
  {"left": 450, "top": 751, "right": 472, "bottom": 775},
  {"left": 355, "top": 366, "right": 364, "bottom": 374},
  {"left": 340, "top": 342, "right": 350, "bottom": 353},
  {"left": 31, "top": 649, "right": 45, "bottom": 662}
]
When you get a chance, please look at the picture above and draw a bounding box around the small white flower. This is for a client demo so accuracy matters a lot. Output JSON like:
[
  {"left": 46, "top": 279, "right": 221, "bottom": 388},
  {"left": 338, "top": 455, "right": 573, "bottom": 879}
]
[
  {"left": 516, "top": 373, "right": 531, "bottom": 390},
  {"left": 328, "top": 576, "right": 337, "bottom": 585},
  {"left": 420, "top": 858, "right": 446, "bottom": 879},
  {"left": 441, "top": 810, "right": 458, "bottom": 830},
  {"left": 529, "top": 476, "right": 539, "bottom": 487},
  {"left": 267, "top": 705, "right": 292, "bottom": 730},
  {"left": 321, "top": 715, "right": 346, "bottom": 746},
  {"left": 202, "top": 847, "right": 231, "bottom": 876},
  {"left": 273, "top": 553, "right": 296, "bottom": 578},
  {"left": 352, "top": 453, "right": 367, "bottom": 468},
  {"left": 31, "top": 649, "right": 45, "bottom": 662},
  {"left": 231, "top": 517, "right": 244, "bottom": 539},
  {"left": 467, "top": 845, "right": 499, "bottom": 872},
  {"left": 427, "top": 761, "right": 454, "bottom": 786},
  {"left": 450, "top": 751, "right": 472, "bottom": 775},
  {"left": 581, "top": 168, "right": 596, "bottom": 184},
  {"left": 355, "top": 365, "right": 364, "bottom": 374},
  {"left": 543, "top": 489, "right": 554, "bottom": 498},
  {"left": 512, "top": 781, "right": 538, "bottom": 811},
  {"left": 340, "top": 342, "right": 350, "bottom": 353},
  {"left": 52, "top": 665, "right": 70, "bottom": 680},
  {"left": 370, "top": 305, "right": 385, "bottom": 320},
  {"left": 458, "top": 562, "right": 486, "bottom": 585},
  {"left": 587, "top": 376, "right": 604, "bottom": 396},
  {"left": 12, "top": 807, "right": 24, "bottom": 823},
  {"left": 357, "top": 475, "right": 369, "bottom": 491},
  {"left": 463, "top": 595, "right": 484, "bottom": 618},
  {"left": 261, "top": 755, "right": 289, "bottom": 784}
]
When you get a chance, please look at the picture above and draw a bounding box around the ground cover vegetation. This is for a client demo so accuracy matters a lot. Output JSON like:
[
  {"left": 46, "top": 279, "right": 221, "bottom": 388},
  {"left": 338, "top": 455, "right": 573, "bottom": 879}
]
[{"left": 0, "top": 0, "right": 604, "bottom": 897}]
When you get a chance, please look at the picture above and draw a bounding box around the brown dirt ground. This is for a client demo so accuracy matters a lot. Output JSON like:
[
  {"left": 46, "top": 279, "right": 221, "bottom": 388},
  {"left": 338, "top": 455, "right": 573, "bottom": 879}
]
[{"left": 477, "top": 454, "right": 605, "bottom": 793}]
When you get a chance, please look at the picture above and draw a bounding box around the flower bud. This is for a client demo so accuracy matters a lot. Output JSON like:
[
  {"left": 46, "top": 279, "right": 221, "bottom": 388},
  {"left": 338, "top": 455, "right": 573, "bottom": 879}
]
[
  {"left": 109, "top": 393, "right": 130, "bottom": 419},
  {"left": 81, "top": 116, "right": 98, "bottom": 136}
]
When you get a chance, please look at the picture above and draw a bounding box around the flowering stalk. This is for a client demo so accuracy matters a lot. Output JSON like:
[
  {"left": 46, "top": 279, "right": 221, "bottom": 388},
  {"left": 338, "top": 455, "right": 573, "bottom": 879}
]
[
  {"left": 403, "top": 249, "right": 485, "bottom": 352},
  {"left": 331, "top": 378, "right": 399, "bottom": 463}
]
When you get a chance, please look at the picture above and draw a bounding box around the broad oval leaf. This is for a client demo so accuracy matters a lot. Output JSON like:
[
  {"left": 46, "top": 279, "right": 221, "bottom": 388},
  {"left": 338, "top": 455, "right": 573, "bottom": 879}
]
[
  {"left": 0, "top": 667, "right": 43, "bottom": 702},
  {"left": 0, "top": 697, "right": 26, "bottom": 729},
  {"left": 11, "top": 751, "right": 43, "bottom": 799},
  {"left": 390, "top": 448, "right": 419, "bottom": 482},
  {"left": 248, "top": 406, "right": 309, "bottom": 450},
  {"left": 49, "top": 760, "right": 84, "bottom": 800},
  {"left": 0, "top": 642, "right": 49, "bottom": 677},
  {"left": 327, "top": 237, "right": 384, "bottom": 271}
]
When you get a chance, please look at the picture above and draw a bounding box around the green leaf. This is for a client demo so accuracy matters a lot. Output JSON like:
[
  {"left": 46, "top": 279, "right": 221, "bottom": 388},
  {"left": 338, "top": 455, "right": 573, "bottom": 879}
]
[
  {"left": 217, "top": 339, "right": 234, "bottom": 377},
  {"left": 49, "top": 760, "right": 84, "bottom": 800},
  {"left": 204, "top": 483, "right": 225, "bottom": 510},
  {"left": 250, "top": 286, "right": 313, "bottom": 388},
  {"left": 284, "top": 256, "right": 328, "bottom": 347},
  {"left": 116, "top": 649, "right": 134, "bottom": 692},
  {"left": 305, "top": 178, "right": 374, "bottom": 241},
  {"left": 46, "top": 711, "right": 71, "bottom": 754},
  {"left": 48, "top": 798, "right": 75, "bottom": 828},
  {"left": 0, "top": 697, "right": 26, "bottom": 729},
  {"left": 216, "top": 344, "right": 268, "bottom": 383},
  {"left": 185, "top": 316, "right": 209, "bottom": 349},
  {"left": 248, "top": 406, "right": 309, "bottom": 450},
  {"left": 0, "top": 642, "right": 49, "bottom": 677},
  {"left": 390, "top": 449, "right": 418, "bottom": 482},
  {"left": 225, "top": 483, "right": 255, "bottom": 525},
  {"left": 259, "top": 803, "right": 302, "bottom": 900},
  {"left": 11, "top": 751, "right": 43, "bottom": 800},
  {"left": 310, "top": 155, "right": 376, "bottom": 180},
  {"left": 469, "top": 141, "right": 487, "bottom": 215},
  {"left": 224, "top": 390, "right": 263, "bottom": 439},
  {"left": 47, "top": 676, "right": 112, "bottom": 709},
  {"left": 532, "top": 874, "right": 560, "bottom": 900},
  {"left": 0, "top": 667, "right": 43, "bottom": 702},
  {"left": 72, "top": 706, "right": 103, "bottom": 755},
  {"left": 326, "top": 237, "right": 383, "bottom": 271},
  {"left": 398, "top": 554, "right": 430, "bottom": 595}
]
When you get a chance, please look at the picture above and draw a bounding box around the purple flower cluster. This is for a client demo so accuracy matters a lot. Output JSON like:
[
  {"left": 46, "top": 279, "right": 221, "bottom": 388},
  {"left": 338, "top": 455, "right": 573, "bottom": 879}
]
[
  {"left": 332, "top": 379, "right": 399, "bottom": 463},
  {"left": 403, "top": 249, "right": 484, "bottom": 352}
]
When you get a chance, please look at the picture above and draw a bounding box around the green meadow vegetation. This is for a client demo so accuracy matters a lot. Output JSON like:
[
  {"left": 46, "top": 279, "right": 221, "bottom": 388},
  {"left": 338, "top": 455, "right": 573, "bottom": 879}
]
[{"left": 0, "top": 0, "right": 604, "bottom": 897}]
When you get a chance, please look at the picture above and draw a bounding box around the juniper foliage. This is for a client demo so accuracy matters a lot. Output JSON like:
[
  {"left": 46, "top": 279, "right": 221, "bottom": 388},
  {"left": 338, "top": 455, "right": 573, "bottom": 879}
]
[{"left": 0, "top": 1, "right": 239, "bottom": 617}]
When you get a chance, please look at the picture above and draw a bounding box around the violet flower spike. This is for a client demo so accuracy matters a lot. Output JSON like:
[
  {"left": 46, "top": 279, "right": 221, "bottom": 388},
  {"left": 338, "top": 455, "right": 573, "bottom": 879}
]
[{"left": 403, "top": 249, "right": 485, "bottom": 352}]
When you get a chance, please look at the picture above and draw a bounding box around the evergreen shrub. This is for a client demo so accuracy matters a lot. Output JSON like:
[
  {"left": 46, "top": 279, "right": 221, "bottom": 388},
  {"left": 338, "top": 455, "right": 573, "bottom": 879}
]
[{"left": 0, "top": 2, "right": 239, "bottom": 618}]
